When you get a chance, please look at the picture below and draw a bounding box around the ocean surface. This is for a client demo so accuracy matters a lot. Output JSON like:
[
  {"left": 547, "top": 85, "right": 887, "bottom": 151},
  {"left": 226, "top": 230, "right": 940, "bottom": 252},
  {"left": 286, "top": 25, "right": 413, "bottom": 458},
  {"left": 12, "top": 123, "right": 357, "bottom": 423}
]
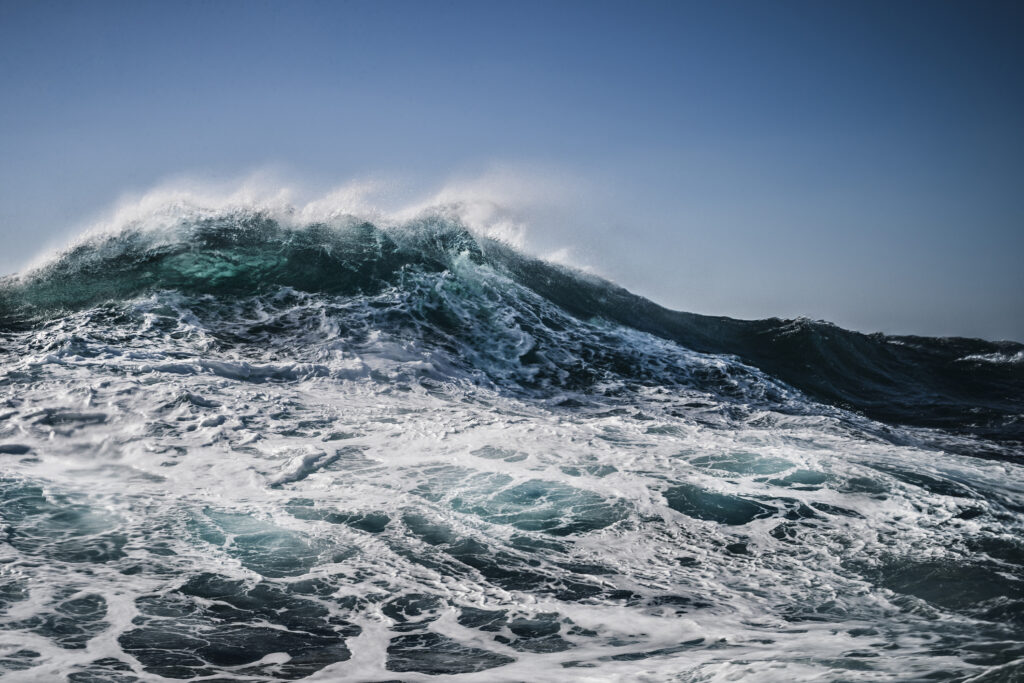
[{"left": 1, "top": 206, "right": 1022, "bottom": 682}]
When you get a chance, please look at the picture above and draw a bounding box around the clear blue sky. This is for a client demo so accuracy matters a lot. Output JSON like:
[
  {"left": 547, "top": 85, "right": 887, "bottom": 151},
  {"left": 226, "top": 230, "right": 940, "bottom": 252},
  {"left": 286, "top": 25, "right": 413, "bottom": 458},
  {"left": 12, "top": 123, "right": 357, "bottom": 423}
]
[{"left": 2, "top": 0, "right": 1022, "bottom": 340}]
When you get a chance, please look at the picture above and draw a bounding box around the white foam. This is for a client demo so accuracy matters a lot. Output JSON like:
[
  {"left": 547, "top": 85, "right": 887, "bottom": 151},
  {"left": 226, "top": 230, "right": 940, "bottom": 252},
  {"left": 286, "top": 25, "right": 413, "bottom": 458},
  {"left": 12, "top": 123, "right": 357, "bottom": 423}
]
[{"left": 0, "top": 260, "right": 1020, "bottom": 681}]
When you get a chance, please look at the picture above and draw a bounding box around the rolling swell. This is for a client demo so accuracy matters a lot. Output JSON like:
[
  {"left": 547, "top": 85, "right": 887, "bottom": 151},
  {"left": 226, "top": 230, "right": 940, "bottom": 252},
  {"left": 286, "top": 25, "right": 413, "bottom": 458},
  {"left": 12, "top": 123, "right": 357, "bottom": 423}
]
[
  {"left": 2, "top": 210, "right": 1022, "bottom": 450},
  {"left": 493, "top": 244, "right": 1024, "bottom": 448}
]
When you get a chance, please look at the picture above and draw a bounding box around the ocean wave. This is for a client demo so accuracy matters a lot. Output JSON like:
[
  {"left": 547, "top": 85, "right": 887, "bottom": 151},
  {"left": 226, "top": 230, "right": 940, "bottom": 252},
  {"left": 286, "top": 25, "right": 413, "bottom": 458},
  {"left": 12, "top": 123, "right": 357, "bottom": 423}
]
[
  {"left": 3, "top": 205, "right": 1021, "bottom": 447},
  {"left": 1, "top": 200, "right": 1023, "bottom": 680}
]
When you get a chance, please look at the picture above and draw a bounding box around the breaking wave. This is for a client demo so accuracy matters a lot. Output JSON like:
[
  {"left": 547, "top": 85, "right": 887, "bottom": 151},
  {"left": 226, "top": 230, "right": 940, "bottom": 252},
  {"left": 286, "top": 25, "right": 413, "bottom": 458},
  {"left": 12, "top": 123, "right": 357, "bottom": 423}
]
[
  {"left": 1, "top": 200, "right": 1022, "bottom": 681},
  {"left": 4, "top": 207, "right": 1021, "bottom": 446}
]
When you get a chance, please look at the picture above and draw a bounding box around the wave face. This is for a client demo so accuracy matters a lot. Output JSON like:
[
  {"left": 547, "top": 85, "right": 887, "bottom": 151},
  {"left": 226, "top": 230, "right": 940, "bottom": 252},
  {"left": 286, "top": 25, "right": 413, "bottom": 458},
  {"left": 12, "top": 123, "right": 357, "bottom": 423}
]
[{"left": 1, "top": 210, "right": 1022, "bottom": 681}]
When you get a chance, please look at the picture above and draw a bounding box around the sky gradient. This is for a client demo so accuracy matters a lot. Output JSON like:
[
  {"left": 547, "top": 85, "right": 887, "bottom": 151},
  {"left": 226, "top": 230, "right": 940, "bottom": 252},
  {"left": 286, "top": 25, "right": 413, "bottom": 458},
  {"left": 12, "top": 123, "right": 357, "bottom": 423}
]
[{"left": 1, "top": 0, "right": 1022, "bottom": 340}]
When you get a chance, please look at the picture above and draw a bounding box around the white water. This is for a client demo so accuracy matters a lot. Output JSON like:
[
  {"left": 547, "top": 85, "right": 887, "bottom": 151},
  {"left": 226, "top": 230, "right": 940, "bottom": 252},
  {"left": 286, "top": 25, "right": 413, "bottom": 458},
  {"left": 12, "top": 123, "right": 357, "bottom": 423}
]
[{"left": 2, "top": 263, "right": 1022, "bottom": 681}]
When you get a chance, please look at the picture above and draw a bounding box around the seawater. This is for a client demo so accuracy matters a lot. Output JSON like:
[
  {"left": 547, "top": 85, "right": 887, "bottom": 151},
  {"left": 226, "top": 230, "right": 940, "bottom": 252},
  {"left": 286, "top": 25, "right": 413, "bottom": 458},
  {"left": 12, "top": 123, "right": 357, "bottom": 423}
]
[{"left": 0, "top": 208, "right": 1022, "bottom": 681}]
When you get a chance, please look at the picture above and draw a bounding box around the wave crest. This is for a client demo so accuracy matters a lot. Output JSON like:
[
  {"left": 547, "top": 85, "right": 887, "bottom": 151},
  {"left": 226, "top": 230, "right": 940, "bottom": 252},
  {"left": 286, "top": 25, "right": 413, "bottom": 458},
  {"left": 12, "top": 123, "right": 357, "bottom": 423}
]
[{"left": 2, "top": 203, "right": 1022, "bottom": 451}]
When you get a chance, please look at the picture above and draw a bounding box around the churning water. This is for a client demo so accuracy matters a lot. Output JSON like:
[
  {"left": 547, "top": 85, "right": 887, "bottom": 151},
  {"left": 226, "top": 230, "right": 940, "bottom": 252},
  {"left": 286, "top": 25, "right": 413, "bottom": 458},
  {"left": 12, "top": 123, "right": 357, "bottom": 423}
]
[{"left": 0, "top": 204, "right": 1022, "bottom": 681}]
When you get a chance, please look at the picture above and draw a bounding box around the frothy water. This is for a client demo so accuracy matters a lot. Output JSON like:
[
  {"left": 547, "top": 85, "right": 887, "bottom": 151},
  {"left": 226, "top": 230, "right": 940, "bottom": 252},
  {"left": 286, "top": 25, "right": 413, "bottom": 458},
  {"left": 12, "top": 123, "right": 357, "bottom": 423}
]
[{"left": 1, "top": 208, "right": 1022, "bottom": 681}]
